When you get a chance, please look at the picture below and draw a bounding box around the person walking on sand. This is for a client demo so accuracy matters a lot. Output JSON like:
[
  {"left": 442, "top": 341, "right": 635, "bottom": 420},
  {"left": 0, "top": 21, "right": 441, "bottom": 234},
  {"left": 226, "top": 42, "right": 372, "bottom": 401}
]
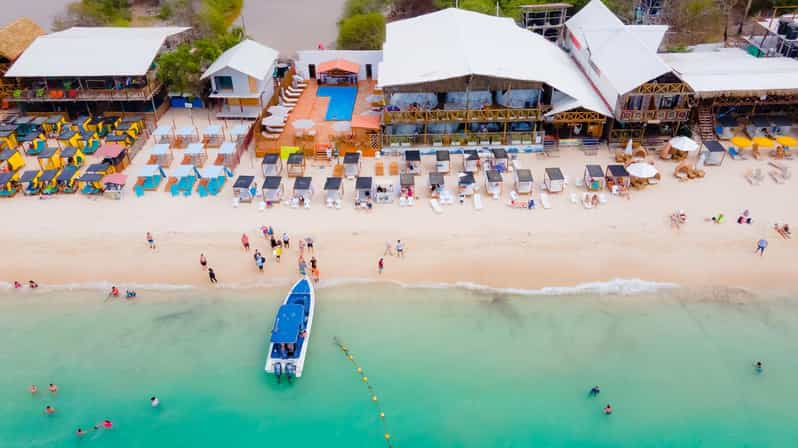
[
  {"left": 310, "top": 256, "right": 317, "bottom": 270},
  {"left": 305, "top": 237, "right": 314, "bottom": 254},
  {"left": 756, "top": 238, "right": 768, "bottom": 256},
  {"left": 275, "top": 245, "right": 282, "bottom": 263},
  {"left": 208, "top": 268, "right": 218, "bottom": 284},
  {"left": 396, "top": 240, "right": 405, "bottom": 258},
  {"left": 384, "top": 240, "right": 394, "bottom": 257},
  {"left": 298, "top": 239, "right": 306, "bottom": 257},
  {"left": 241, "top": 233, "right": 250, "bottom": 251},
  {"left": 256, "top": 253, "right": 265, "bottom": 272},
  {"left": 311, "top": 266, "right": 320, "bottom": 284},
  {"left": 378, "top": 257, "right": 384, "bottom": 274},
  {"left": 199, "top": 254, "right": 207, "bottom": 270},
  {"left": 282, "top": 232, "right": 290, "bottom": 249},
  {"left": 146, "top": 232, "right": 156, "bottom": 250}
]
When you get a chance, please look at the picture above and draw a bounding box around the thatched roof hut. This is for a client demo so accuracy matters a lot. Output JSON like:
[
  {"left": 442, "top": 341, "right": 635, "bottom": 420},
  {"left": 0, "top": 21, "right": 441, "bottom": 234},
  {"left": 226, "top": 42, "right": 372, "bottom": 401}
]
[{"left": 0, "top": 18, "right": 45, "bottom": 62}]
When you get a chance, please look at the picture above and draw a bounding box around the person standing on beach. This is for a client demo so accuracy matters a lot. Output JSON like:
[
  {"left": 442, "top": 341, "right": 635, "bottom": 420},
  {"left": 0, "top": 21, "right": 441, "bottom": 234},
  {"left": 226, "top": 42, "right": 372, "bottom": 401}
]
[
  {"left": 275, "top": 245, "right": 282, "bottom": 263},
  {"left": 241, "top": 233, "right": 250, "bottom": 251},
  {"left": 378, "top": 257, "right": 384, "bottom": 274},
  {"left": 384, "top": 241, "right": 394, "bottom": 257},
  {"left": 298, "top": 256, "right": 307, "bottom": 276},
  {"left": 310, "top": 256, "right": 317, "bottom": 270},
  {"left": 756, "top": 239, "right": 768, "bottom": 256},
  {"left": 305, "top": 237, "right": 314, "bottom": 254},
  {"left": 208, "top": 268, "right": 218, "bottom": 284},
  {"left": 282, "top": 232, "right": 290, "bottom": 249},
  {"left": 199, "top": 254, "right": 207, "bottom": 270},
  {"left": 298, "top": 239, "right": 306, "bottom": 257},
  {"left": 396, "top": 240, "right": 405, "bottom": 258},
  {"left": 311, "top": 266, "right": 320, "bottom": 284},
  {"left": 146, "top": 232, "right": 156, "bottom": 250}
]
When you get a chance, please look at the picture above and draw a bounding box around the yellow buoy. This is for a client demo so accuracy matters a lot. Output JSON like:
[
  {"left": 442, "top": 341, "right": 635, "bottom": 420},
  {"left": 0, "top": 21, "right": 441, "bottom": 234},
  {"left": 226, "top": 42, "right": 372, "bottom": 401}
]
[
  {"left": 347, "top": 354, "right": 353, "bottom": 360},
  {"left": 362, "top": 376, "right": 369, "bottom": 382},
  {"left": 372, "top": 395, "right": 378, "bottom": 401},
  {"left": 379, "top": 412, "right": 385, "bottom": 418},
  {"left": 357, "top": 367, "right": 363, "bottom": 373},
  {"left": 384, "top": 433, "right": 391, "bottom": 440}
]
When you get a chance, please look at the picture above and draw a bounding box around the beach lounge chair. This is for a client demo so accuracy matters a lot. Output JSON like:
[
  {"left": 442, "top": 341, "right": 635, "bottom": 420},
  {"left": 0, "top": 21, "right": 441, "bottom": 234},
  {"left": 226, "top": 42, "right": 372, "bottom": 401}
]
[
  {"left": 769, "top": 171, "right": 786, "bottom": 184},
  {"left": 375, "top": 160, "right": 384, "bottom": 176},
  {"left": 389, "top": 161, "right": 399, "bottom": 176},
  {"left": 540, "top": 193, "right": 552, "bottom": 209},
  {"left": 581, "top": 193, "right": 593, "bottom": 209},
  {"left": 430, "top": 199, "right": 443, "bottom": 214}
]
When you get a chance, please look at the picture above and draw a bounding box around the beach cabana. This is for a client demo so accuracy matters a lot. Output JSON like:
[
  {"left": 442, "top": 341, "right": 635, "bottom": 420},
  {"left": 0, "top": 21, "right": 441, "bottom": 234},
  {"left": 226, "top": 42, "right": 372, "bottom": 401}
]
[
  {"left": 544, "top": 168, "right": 565, "bottom": 193},
  {"left": 428, "top": 172, "right": 445, "bottom": 198},
  {"left": 230, "top": 124, "right": 250, "bottom": 144},
  {"left": 0, "top": 171, "right": 19, "bottom": 197},
  {"left": 78, "top": 172, "right": 104, "bottom": 195},
  {"left": 463, "top": 150, "right": 479, "bottom": 172},
  {"left": 771, "top": 116, "right": 792, "bottom": 136},
  {"left": 458, "top": 172, "right": 477, "bottom": 196},
  {"left": 0, "top": 127, "right": 18, "bottom": 150},
  {"left": 104, "top": 131, "right": 131, "bottom": 148},
  {"left": 233, "top": 175, "right": 257, "bottom": 202},
  {"left": 203, "top": 125, "right": 224, "bottom": 147},
  {"left": 0, "top": 148, "right": 25, "bottom": 172},
  {"left": 79, "top": 129, "right": 101, "bottom": 154},
  {"left": 167, "top": 165, "right": 199, "bottom": 197},
  {"left": 514, "top": 168, "right": 533, "bottom": 194},
  {"left": 489, "top": 148, "right": 509, "bottom": 172},
  {"left": 400, "top": 173, "right": 415, "bottom": 203},
  {"left": 197, "top": 165, "right": 226, "bottom": 197},
  {"left": 324, "top": 177, "right": 344, "bottom": 207},
  {"left": 355, "top": 176, "right": 374, "bottom": 205},
  {"left": 149, "top": 144, "right": 173, "bottom": 168},
  {"left": 43, "top": 115, "right": 67, "bottom": 137},
  {"left": 215, "top": 142, "right": 239, "bottom": 169},
  {"left": 731, "top": 135, "right": 752, "bottom": 155},
  {"left": 39, "top": 169, "right": 60, "bottom": 195},
  {"left": 746, "top": 116, "right": 771, "bottom": 137},
  {"left": 57, "top": 129, "right": 81, "bottom": 151},
  {"left": 343, "top": 152, "right": 361, "bottom": 177},
  {"left": 18, "top": 131, "right": 46, "bottom": 155},
  {"left": 134, "top": 164, "right": 166, "bottom": 196},
  {"left": 70, "top": 116, "right": 91, "bottom": 133},
  {"left": 584, "top": 165, "right": 604, "bottom": 191},
  {"left": 700, "top": 140, "right": 726, "bottom": 166},
  {"left": 183, "top": 143, "right": 208, "bottom": 167},
  {"left": 115, "top": 121, "right": 140, "bottom": 139},
  {"left": 20, "top": 169, "right": 41, "bottom": 195},
  {"left": 56, "top": 166, "right": 80, "bottom": 193},
  {"left": 262, "top": 176, "right": 284, "bottom": 204},
  {"left": 86, "top": 162, "right": 112, "bottom": 176},
  {"left": 153, "top": 125, "right": 174, "bottom": 145},
  {"left": 261, "top": 153, "right": 283, "bottom": 176},
  {"left": 175, "top": 126, "right": 198, "bottom": 148},
  {"left": 716, "top": 115, "right": 738, "bottom": 139},
  {"left": 292, "top": 176, "right": 314, "bottom": 206},
  {"left": 403, "top": 150, "right": 421, "bottom": 175},
  {"left": 102, "top": 173, "right": 127, "bottom": 200},
  {"left": 485, "top": 169, "right": 503, "bottom": 196},
  {"left": 59, "top": 146, "right": 85, "bottom": 168},
  {"left": 37, "top": 147, "right": 62, "bottom": 170},
  {"left": 97, "top": 143, "right": 129, "bottom": 172},
  {"left": 606, "top": 164, "right": 631, "bottom": 189},
  {"left": 287, "top": 153, "right": 305, "bottom": 177},
  {"left": 627, "top": 162, "right": 659, "bottom": 187},
  {"left": 435, "top": 150, "right": 451, "bottom": 173}
]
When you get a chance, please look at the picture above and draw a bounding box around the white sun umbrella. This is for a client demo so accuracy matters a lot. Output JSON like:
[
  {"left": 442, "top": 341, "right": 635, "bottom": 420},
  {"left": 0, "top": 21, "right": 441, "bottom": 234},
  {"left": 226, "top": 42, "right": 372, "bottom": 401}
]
[
  {"left": 261, "top": 115, "right": 286, "bottom": 127},
  {"left": 268, "top": 105, "right": 292, "bottom": 116},
  {"left": 626, "top": 162, "right": 659, "bottom": 179},
  {"left": 331, "top": 121, "right": 352, "bottom": 134},
  {"left": 293, "top": 119, "right": 315, "bottom": 130},
  {"left": 669, "top": 136, "right": 699, "bottom": 152},
  {"left": 624, "top": 139, "right": 634, "bottom": 155}
]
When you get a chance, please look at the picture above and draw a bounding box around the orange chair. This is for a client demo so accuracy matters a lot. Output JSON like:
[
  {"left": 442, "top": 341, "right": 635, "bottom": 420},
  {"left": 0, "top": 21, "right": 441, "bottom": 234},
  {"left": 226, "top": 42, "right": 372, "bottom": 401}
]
[
  {"left": 389, "top": 161, "right": 399, "bottom": 175},
  {"left": 375, "top": 160, "right": 384, "bottom": 176}
]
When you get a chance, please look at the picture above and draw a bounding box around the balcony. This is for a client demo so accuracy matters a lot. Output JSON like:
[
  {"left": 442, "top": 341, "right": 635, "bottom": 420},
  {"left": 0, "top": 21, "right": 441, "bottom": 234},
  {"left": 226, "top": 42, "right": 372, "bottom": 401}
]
[
  {"left": 383, "top": 108, "right": 542, "bottom": 124},
  {"left": 6, "top": 79, "right": 163, "bottom": 103},
  {"left": 381, "top": 131, "right": 544, "bottom": 148},
  {"left": 618, "top": 108, "right": 690, "bottom": 123}
]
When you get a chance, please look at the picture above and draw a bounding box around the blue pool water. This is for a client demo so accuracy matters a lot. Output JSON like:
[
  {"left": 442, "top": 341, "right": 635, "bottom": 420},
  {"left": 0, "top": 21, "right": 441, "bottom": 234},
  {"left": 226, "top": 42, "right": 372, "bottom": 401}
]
[{"left": 317, "top": 86, "right": 357, "bottom": 121}]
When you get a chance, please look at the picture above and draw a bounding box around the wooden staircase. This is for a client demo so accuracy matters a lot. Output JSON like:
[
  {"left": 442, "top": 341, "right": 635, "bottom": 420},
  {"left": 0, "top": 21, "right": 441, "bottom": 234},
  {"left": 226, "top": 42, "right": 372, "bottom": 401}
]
[{"left": 697, "top": 106, "right": 716, "bottom": 142}]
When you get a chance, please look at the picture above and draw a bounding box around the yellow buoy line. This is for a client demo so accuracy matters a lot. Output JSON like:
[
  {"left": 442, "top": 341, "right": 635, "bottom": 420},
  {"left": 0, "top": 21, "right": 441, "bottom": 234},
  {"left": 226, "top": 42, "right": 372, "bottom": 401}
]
[{"left": 334, "top": 337, "right": 394, "bottom": 447}]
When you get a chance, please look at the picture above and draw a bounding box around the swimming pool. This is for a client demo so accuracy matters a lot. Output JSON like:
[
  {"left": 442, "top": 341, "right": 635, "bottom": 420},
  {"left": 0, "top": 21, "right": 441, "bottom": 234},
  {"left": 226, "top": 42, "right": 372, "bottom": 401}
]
[{"left": 317, "top": 86, "right": 357, "bottom": 121}]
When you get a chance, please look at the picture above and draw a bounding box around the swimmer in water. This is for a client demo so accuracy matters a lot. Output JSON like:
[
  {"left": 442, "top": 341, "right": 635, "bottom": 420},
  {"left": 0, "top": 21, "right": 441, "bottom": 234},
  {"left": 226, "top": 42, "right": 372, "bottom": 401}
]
[
  {"left": 755, "top": 361, "right": 763, "bottom": 372},
  {"left": 29, "top": 280, "right": 38, "bottom": 289},
  {"left": 76, "top": 428, "right": 86, "bottom": 437},
  {"left": 603, "top": 404, "right": 613, "bottom": 415},
  {"left": 45, "top": 405, "right": 56, "bottom": 414},
  {"left": 589, "top": 385, "right": 600, "bottom": 396},
  {"left": 126, "top": 290, "right": 137, "bottom": 299},
  {"left": 150, "top": 396, "right": 159, "bottom": 407},
  {"left": 29, "top": 385, "right": 38, "bottom": 394},
  {"left": 102, "top": 420, "right": 113, "bottom": 428},
  {"left": 48, "top": 383, "right": 58, "bottom": 393},
  {"left": 14, "top": 281, "right": 22, "bottom": 289}
]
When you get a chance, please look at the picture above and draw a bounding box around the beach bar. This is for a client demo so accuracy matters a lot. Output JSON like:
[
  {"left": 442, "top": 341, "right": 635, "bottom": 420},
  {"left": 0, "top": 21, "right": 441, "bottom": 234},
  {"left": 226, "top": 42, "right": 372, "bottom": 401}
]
[
  {"left": 324, "top": 176, "right": 344, "bottom": 207},
  {"left": 514, "top": 168, "right": 533, "bottom": 194},
  {"left": 233, "top": 175, "right": 256, "bottom": 203},
  {"left": 262, "top": 176, "right": 284, "bottom": 205},
  {"left": 584, "top": 164, "right": 604, "bottom": 191},
  {"left": 544, "top": 167, "right": 565, "bottom": 193}
]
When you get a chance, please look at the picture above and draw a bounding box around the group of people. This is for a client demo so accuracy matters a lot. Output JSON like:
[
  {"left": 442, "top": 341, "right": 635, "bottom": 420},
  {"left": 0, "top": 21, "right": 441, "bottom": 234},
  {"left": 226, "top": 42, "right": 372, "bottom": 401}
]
[{"left": 238, "top": 227, "right": 321, "bottom": 282}]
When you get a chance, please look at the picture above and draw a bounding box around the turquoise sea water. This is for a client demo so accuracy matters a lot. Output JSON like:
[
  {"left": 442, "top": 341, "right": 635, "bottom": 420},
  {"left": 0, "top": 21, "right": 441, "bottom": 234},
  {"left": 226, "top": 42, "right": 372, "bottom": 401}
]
[{"left": 2, "top": 284, "right": 798, "bottom": 447}]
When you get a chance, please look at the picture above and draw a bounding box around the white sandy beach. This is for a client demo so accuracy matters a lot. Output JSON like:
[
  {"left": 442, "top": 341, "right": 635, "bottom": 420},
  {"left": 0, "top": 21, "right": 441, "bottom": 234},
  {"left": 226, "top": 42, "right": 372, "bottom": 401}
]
[{"left": 2, "top": 108, "right": 796, "bottom": 294}]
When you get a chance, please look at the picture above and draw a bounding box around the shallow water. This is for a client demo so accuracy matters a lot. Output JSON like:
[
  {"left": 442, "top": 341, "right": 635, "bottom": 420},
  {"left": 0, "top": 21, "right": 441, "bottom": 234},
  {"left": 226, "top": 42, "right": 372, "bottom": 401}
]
[{"left": 1, "top": 285, "right": 798, "bottom": 447}]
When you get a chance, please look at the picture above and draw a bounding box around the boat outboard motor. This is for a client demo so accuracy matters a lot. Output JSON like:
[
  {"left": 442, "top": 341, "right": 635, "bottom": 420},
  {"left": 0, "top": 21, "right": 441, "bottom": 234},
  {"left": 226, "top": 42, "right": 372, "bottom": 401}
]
[
  {"left": 286, "top": 363, "right": 296, "bottom": 383},
  {"left": 274, "top": 362, "right": 283, "bottom": 384}
]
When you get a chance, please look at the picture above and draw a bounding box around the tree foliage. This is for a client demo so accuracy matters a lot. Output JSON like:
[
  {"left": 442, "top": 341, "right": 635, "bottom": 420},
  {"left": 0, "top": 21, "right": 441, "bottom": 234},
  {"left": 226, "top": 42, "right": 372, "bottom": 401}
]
[
  {"left": 53, "top": 0, "right": 132, "bottom": 29},
  {"left": 337, "top": 13, "right": 386, "bottom": 50}
]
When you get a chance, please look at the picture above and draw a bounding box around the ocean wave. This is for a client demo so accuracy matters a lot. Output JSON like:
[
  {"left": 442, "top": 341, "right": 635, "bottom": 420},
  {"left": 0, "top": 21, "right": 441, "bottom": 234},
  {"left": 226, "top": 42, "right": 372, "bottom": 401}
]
[
  {"left": 317, "top": 277, "right": 677, "bottom": 296},
  {"left": 0, "top": 281, "right": 195, "bottom": 292}
]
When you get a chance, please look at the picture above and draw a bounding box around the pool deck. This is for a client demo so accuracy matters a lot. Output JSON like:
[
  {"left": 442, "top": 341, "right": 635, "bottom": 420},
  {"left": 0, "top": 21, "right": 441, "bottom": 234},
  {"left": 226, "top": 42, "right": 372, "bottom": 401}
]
[{"left": 256, "top": 80, "right": 377, "bottom": 155}]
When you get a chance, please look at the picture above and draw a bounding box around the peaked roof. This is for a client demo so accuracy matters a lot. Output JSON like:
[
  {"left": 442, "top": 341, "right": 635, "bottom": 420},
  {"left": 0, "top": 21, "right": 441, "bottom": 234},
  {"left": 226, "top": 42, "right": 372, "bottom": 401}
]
[
  {"left": 201, "top": 39, "right": 278, "bottom": 80},
  {"left": 566, "top": 0, "right": 671, "bottom": 99},
  {"left": 379, "top": 8, "right": 611, "bottom": 116},
  {"left": 6, "top": 26, "right": 189, "bottom": 77},
  {"left": 318, "top": 58, "right": 360, "bottom": 74},
  {"left": 0, "top": 18, "right": 45, "bottom": 61}
]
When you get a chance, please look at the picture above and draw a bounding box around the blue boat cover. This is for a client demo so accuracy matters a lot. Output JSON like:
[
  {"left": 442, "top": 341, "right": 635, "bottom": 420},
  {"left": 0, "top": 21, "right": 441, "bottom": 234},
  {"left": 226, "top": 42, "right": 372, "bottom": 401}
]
[{"left": 271, "top": 304, "right": 304, "bottom": 343}]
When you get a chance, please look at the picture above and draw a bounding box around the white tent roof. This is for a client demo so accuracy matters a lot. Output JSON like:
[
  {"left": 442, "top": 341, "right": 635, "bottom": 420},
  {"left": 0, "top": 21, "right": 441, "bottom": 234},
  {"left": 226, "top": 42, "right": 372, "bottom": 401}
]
[
  {"left": 378, "top": 8, "right": 610, "bottom": 116},
  {"left": 566, "top": 0, "right": 671, "bottom": 98},
  {"left": 662, "top": 48, "right": 798, "bottom": 96},
  {"left": 201, "top": 39, "right": 278, "bottom": 80},
  {"left": 6, "top": 27, "right": 189, "bottom": 77}
]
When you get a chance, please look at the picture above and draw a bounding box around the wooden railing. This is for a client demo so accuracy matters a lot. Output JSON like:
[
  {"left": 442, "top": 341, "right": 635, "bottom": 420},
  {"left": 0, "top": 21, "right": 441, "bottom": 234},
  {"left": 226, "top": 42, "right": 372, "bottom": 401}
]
[
  {"left": 631, "top": 82, "right": 693, "bottom": 95},
  {"left": 381, "top": 131, "right": 544, "bottom": 148},
  {"left": 6, "top": 79, "right": 163, "bottom": 102},
  {"left": 618, "top": 108, "right": 690, "bottom": 123},
  {"left": 609, "top": 128, "right": 644, "bottom": 144},
  {"left": 382, "top": 107, "right": 541, "bottom": 124}
]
